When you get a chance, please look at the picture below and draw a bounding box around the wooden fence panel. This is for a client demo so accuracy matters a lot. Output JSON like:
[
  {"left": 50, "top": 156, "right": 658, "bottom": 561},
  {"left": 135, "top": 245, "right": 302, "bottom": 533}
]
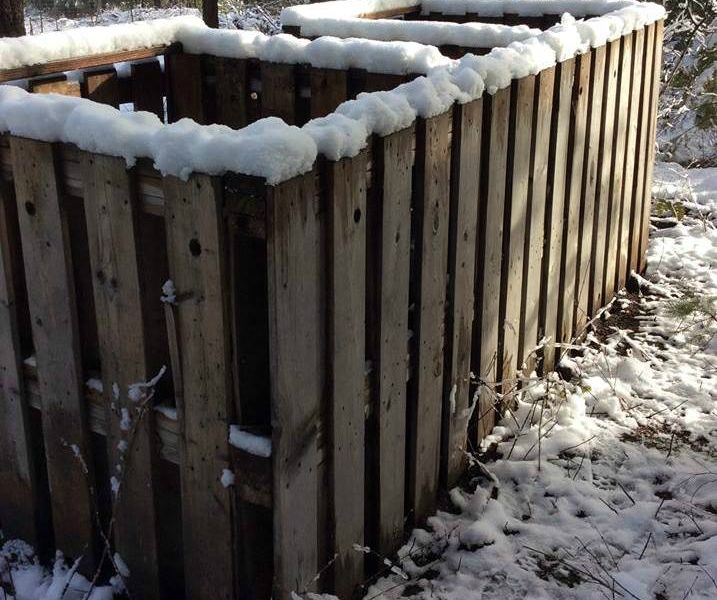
[
  {"left": 266, "top": 171, "right": 322, "bottom": 599},
  {"left": 560, "top": 52, "right": 591, "bottom": 346},
  {"left": 82, "top": 68, "right": 120, "bottom": 107},
  {"left": 10, "top": 137, "right": 97, "bottom": 569},
  {"left": 474, "top": 85, "right": 510, "bottom": 439},
  {"left": 541, "top": 57, "right": 575, "bottom": 371},
  {"left": 575, "top": 46, "right": 606, "bottom": 331},
  {"left": 131, "top": 61, "right": 164, "bottom": 118},
  {"left": 81, "top": 153, "right": 162, "bottom": 600},
  {"left": 0, "top": 177, "right": 40, "bottom": 545},
  {"left": 604, "top": 35, "right": 632, "bottom": 301},
  {"left": 167, "top": 53, "right": 205, "bottom": 123},
  {"left": 407, "top": 110, "right": 452, "bottom": 525},
  {"left": 29, "top": 75, "right": 81, "bottom": 96},
  {"left": 501, "top": 75, "right": 535, "bottom": 386},
  {"left": 214, "top": 57, "right": 250, "bottom": 129},
  {"left": 162, "top": 174, "right": 236, "bottom": 600},
  {"left": 310, "top": 68, "right": 349, "bottom": 119},
  {"left": 261, "top": 63, "right": 298, "bottom": 125},
  {"left": 326, "top": 151, "right": 367, "bottom": 597},
  {"left": 520, "top": 67, "right": 555, "bottom": 369},
  {"left": 591, "top": 39, "right": 620, "bottom": 314},
  {"left": 442, "top": 99, "right": 481, "bottom": 487},
  {"left": 367, "top": 126, "right": 414, "bottom": 556}
]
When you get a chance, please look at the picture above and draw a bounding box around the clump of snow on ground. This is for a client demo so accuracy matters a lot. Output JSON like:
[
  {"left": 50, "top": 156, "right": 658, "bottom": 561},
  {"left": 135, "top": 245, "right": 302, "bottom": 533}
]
[{"left": 364, "top": 163, "right": 717, "bottom": 600}]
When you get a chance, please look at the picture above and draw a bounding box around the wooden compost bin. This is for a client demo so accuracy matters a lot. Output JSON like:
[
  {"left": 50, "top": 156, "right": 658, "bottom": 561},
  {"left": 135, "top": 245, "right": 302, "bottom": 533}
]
[{"left": 0, "top": 11, "right": 663, "bottom": 600}]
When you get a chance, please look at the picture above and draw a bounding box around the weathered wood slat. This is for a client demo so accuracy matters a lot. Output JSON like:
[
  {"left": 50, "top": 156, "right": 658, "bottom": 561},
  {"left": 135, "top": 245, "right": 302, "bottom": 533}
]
[
  {"left": 604, "top": 35, "right": 632, "bottom": 301},
  {"left": 407, "top": 111, "right": 452, "bottom": 525},
  {"left": 367, "top": 126, "right": 414, "bottom": 556},
  {"left": 575, "top": 46, "right": 606, "bottom": 331},
  {"left": 82, "top": 68, "right": 120, "bottom": 107},
  {"left": 520, "top": 67, "right": 555, "bottom": 369},
  {"left": 559, "top": 52, "right": 591, "bottom": 346},
  {"left": 541, "top": 58, "right": 575, "bottom": 371},
  {"left": 214, "top": 57, "right": 250, "bottom": 129},
  {"left": 131, "top": 60, "right": 165, "bottom": 118},
  {"left": 266, "top": 171, "right": 322, "bottom": 599},
  {"left": 501, "top": 76, "right": 535, "bottom": 386},
  {"left": 29, "top": 75, "right": 81, "bottom": 96},
  {"left": 590, "top": 39, "right": 621, "bottom": 314},
  {"left": 167, "top": 53, "right": 205, "bottom": 123},
  {"left": 162, "top": 174, "right": 236, "bottom": 600},
  {"left": 0, "top": 177, "right": 40, "bottom": 544},
  {"left": 261, "top": 63, "right": 297, "bottom": 125},
  {"left": 310, "top": 68, "right": 349, "bottom": 119},
  {"left": 10, "top": 137, "right": 97, "bottom": 569},
  {"left": 81, "top": 153, "right": 162, "bottom": 600},
  {"left": 474, "top": 85, "right": 510, "bottom": 439},
  {"left": 442, "top": 99, "right": 481, "bottom": 487},
  {"left": 326, "top": 151, "right": 367, "bottom": 597}
]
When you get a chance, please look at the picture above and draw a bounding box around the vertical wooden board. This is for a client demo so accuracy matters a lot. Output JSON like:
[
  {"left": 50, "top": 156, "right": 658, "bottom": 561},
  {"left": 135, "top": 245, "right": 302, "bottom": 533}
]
[
  {"left": 541, "top": 58, "right": 575, "bottom": 371},
  {"left": 162, "top": 174, "right": 236, "bottom": 600},
  {"left": 619, "top": 31, "right": 643, "bottom": 288},
  {"left": 310, "top": 68, "right": 348, "bottom": 119},
  {"left": 261, "top": 63, "right": 297, "bottom": 125},
  {"left": 29, "top": 75, "right": 81, "bottom": 96},
  {"left": 475, "top": 85, "right": 510, "bottom": 439},
  {"left": 166, "top": 53, "right": 204, "bottom": 123},
  {"left": 559, "top": 52, "right": 591, "bottom": 346},
  {"left": 0, "top": 177, "right": 40, "bottom": 544},
  {"left": 604, "top": 35, "right": 632, "bottom": 302},
  {"left": 82, "top": 68, "right": 120, "bottom": 107},
  {"left": 368, "top": 126, "right": 414, "bottom": 556},
  {"left": 326, "top": 151, "right": 367, "bottom": 598},
  {"left": 214, "top": 57, "right": 249, "bottom": 129},
  {"left": 362, "top": 72, "right": 407, "bottom": 94},
  {"left": 634, "top": 25, "right": 656, "bottom": 274},
  {"left": 501, "top": 76, "right": 535, "bottom": 386},
  {"left": 520, "top": 67, "right": 555, "bottom": 368},
  {"left": 81, "top": 153, "right": 162, "bottom": 600},
  {"left": 590, "top": 39, "right": 620, "bottom": 314},
  {"left": 625, "top": 28, "right": 646, "bottom": 280},
  {"left": 640, "top": 21, "right": 664, "bottom": 271},
  {"left": 407, "top": 111, "right": 452, "bottom": 525},
  {"left": 10, "top": 137, "right": 96, "bottom": 567},
  {"left": 442, "top": 99, "right": 482, "bottom": 487},
  {"left": 131, "top": 60, "right": 165, "bottom": 118},
  {"left": 575, "top": 46, "right": 606, "bottom": 331},
  {"left": 266, "top": 172, "right": 321, "bottom": 599}
]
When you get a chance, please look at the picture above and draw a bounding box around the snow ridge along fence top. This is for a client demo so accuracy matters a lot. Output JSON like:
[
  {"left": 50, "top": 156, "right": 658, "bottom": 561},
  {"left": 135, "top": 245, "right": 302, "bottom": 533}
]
[{"left": 0, "top": 2, "right": 664, "bottom": 599}]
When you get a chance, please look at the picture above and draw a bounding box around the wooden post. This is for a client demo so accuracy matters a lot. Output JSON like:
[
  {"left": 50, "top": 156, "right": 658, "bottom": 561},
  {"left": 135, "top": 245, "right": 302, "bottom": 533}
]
[
  {"left": 131, "top": 61, "right": 164, "bottom": 119},
  {"left": 310, "top": 68, "right": 349, "bottom": 119},
  {"left": 261, "top": 63, "right": 297, "bottom": 125},
  {"left": 0, "top": 176, "right": 40, "bottom": 545},
  {"left": 266, "top": 171, "right": 322, "bottom": 599},
  {"left": 163, "top": 174, "right": 237, "bottom": 600},
  {"left": 366, "top": 126, "right": 414, "bottom": 556},
  {"left": 442, "top": 99, "right": 482, "bottom": 487},
  {"left": 214, "top": 58, "right": 250, "bottom": 129},
  {"left": 166, "top": 53, "right": 204, "bottom": 123},
  {"left": 10, "top": 137, "right": 97, "bottom": 570},
  {"left": 82, "top": 68, "right": 120, "bottom": 107},
  {"left": 81, "top": 153, "right": 162, "bottom": 600},
  {"left": 407, "top": 111, "right": 452, "bottom": 525},
  {"left": 203, "top": 0, "right": 219, "bottom": 29},
  {"left": 326, "top": 151, "right": 368, "bottom": 597}
]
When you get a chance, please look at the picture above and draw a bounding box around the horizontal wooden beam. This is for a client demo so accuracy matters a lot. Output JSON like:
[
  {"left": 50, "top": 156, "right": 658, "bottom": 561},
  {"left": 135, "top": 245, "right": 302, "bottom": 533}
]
[{"left": 0, "top": 46, "right": 168, "bottom": 84}]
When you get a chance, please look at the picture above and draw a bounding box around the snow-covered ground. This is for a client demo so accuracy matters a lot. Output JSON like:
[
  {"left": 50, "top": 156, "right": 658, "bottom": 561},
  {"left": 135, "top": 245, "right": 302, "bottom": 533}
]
[{"left": 364, "top": 164, "right": 717, "bottom": 599}]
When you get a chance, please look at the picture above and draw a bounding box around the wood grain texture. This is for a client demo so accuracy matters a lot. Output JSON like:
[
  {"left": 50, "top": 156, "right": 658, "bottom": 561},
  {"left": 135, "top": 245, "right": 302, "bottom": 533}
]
[
  {"left": 266, "top": 172, "right": 321, "bottom": 599},
  {"left": 0, "top": 176, "right": 40, "bottom": 544},
  {"left": 82, "top": 68, "right": 120, "bottom": 107},
  {"left": 131, "top": 60, "right": 164, "bottom": 118},
  {"left": 310, "top": 68, "right": 348, "bottom": 119},
  {"left": 81, "top": 153, "right": 162, "bottom": 600},
  {"left": 162, "top": 174, "right": 236, "bottom": 600},
  {"left": 10, "top": 137, "right": 96, "bottom": 568},
  {"left": 214, "top": 57, "right": 249, "bottom": 129},
  {"left": 560, "top": 52, "right": 591, "bottom": 345},
  {"left": 29, "top": 75, "right": 81, "bottom": 96},
  {"left": 407, "top": 111, "right": 452, "bottom": 525},
  {"left": 261, "top": 63, "right": 297, "bottom": 124},
  {"left": 367, "top": 126, "right": 414, "bottom": 556},
  {"left": 442, "top": 99, "right": 481, "bottom": 487},
  {"left": 520, "top": 67, "right": 555, "bottom": 369},
  {"left": 501, "top": 76, "right": 534, "bottom": 386},
  {"left": 166, "top": 53, "right": 204, "bottom": 123},
  {"left": 326, "top": 151, "right": 367, "bottom": 597},
  {"left": 541, "top": 58, "right": 575, "bottom": 371},
  {"left": 575, "top": 46, "right": 606, "bottom": 331}
]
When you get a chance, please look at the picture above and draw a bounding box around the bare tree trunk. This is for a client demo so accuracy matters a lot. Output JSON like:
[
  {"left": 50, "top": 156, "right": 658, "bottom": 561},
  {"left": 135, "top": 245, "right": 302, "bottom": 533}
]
[{"left": 0, "top": 0, "right": 25, "bottom": 37}]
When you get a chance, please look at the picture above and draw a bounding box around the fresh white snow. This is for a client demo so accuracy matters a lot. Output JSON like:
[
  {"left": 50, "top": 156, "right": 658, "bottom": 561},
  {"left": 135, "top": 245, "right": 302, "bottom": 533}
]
[{"left": 229, "top": 425, "right": 272, "bottom": 458}]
